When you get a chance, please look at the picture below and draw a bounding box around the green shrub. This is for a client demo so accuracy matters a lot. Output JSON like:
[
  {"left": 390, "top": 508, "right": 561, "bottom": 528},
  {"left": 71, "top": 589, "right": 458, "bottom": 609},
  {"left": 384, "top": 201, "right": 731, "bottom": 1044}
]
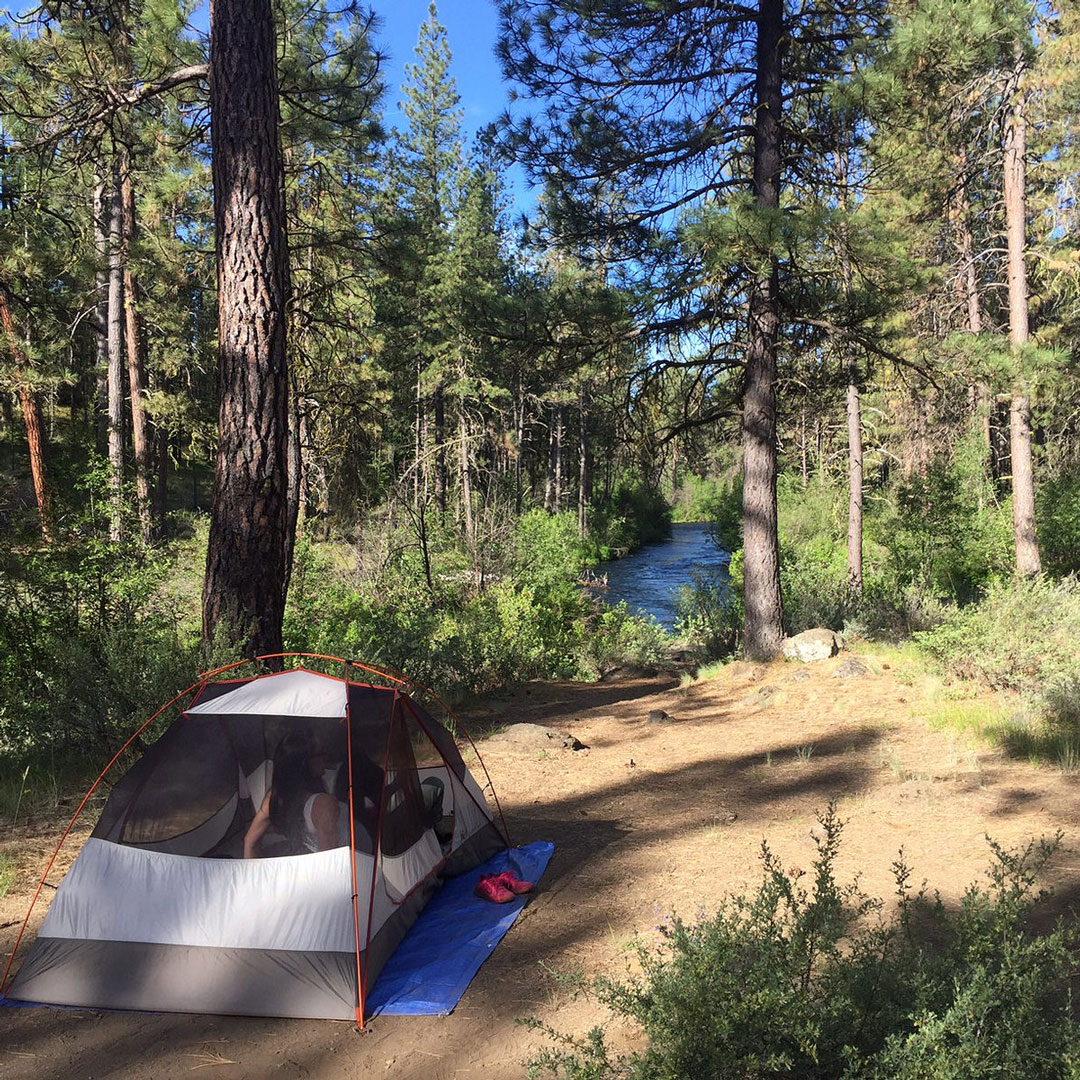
[
  {"left": 671, "top": 474, "right": 738, "bottom": 527},
  {"left": 915, "top": 575, "right": 1080, "bottom": 695},
  {"left": 675, "top": 564, "right": 738, "bottom": 658},
  {"left": 591, "top": 479, "right": 673, "bottom": 557},
  {"left": 514, "top": 510, "right": 593, "bottom": 586},
  {"left": 526, "top": 807, "right": 1080, "bottom": 1080},
  {"left": 0, "top": 535, "right": 198, "bottom": 760},
  {"left": 1038, "top": 469, "right": 1080, "bottom": 578},
  {"left": 577, "top": 602, "right": 670, "bottom": 679}
]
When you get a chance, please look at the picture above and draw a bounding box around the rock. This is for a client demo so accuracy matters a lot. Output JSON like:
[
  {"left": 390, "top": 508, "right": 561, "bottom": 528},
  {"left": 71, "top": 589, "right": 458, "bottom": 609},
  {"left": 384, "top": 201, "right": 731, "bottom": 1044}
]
[
  {"left": 791, "top": 669, "right": 812, "bottom": 683},
  {"left": 488, "top": 723, "right": 589, "bottom": 751},
  {"left": 756, "top": 685, "right": 780, "bottom": 701},
  {"left": 834, "top": 657, "right": 869, "bottom": 679},
  {"left": 782, "top": 628, "right": 841, "bottom": 663}
]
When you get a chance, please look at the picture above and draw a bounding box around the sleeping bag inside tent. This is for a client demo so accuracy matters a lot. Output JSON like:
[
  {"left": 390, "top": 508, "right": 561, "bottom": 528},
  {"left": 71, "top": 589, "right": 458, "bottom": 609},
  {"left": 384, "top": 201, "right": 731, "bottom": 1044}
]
[{"left": 2, "top": 661, "right": 509, "bottom": 1022}]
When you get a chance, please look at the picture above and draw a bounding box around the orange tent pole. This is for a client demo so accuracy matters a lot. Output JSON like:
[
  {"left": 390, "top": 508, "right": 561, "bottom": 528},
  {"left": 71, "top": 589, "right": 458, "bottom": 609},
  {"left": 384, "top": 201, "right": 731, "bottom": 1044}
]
[
  {"left": 0, "top": 677, "right": 206, "bottom": 995},
  {"left": 343, "top": 660, "right": 367, "bottom": 1028}
]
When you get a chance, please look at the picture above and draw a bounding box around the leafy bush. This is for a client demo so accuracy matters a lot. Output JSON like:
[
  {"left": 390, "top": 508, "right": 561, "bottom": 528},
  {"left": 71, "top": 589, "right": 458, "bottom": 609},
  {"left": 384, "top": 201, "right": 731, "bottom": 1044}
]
[
  {"left": 675, "top": 564, "right": 738, "bottom": 657},
  {"left": 915, "top": 575, "right": 1080, "bottom": 694},
  {"left": 591, "top": 479, "right": 673, "bottom": 557},
  {"left": 1038, "top": 468, "right": 1080, "bottom": 578},
  {"left": 872, "top": 440, "right": 1012, "bottom": 602},
  {"left": 514, "top": 510, "right": 593, "bottom": 586},
  {"left": 526, "top": 807, "right": 1080, "bottom": 1080},
  {"left": 671, "top": 474, "right": 738, "bottom": 527},
  {"left": 0, "top": 535, "right": 198, "bottom": 760},
  {"left": 577, "top": 602, "right": 670, "bottom": 679}
]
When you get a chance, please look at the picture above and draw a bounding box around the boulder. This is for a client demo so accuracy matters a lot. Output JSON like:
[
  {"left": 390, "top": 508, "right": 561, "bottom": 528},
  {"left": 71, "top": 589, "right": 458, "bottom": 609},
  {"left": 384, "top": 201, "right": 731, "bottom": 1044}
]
[
  {"left": 834, "top": 657, "right": 868, "bottom": 679},
  {"left": 782, "top": 628, "right": 841, "bottom": 663}
]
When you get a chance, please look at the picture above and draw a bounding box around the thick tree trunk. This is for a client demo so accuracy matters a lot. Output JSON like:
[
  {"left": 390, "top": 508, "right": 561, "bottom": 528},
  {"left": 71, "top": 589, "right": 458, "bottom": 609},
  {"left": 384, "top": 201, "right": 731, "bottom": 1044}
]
[
  {"left": 202, "top": 0, "right": 291, "bottom": 659},
  {"left": 119, "top": 145, "right": 153, "bottom": 543},
  {"left": 107, "top": 158, "right": 126, "bottom": 542},
  {"left": 846, "top": 376, "right": 863, "bottom": 594},
  {"left": 0, "top": 289, "right": 53, "bottom": 541},
  {"left": 1003, "top": 60, "right": 1041, "bottom": 577},
  {"left": 92, "top": 172, "right": 110, "bottom": 455},
  {"left": 740, "top": 0, "right": 784, "bottom": 660}
]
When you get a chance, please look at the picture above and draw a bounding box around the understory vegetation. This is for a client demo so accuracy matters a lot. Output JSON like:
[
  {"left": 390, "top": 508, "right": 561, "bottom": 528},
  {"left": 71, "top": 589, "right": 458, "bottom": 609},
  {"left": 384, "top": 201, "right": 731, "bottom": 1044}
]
[{"left": 526, "top": 807, "right": 1080, "bottom": 1080}]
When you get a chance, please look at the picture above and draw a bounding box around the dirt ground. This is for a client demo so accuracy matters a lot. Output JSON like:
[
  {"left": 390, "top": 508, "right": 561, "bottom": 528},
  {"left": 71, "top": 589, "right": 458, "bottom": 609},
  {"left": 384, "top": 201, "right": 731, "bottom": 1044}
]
[{"left": 4, "top": 651, "right": 1080, "bottom": 1079}]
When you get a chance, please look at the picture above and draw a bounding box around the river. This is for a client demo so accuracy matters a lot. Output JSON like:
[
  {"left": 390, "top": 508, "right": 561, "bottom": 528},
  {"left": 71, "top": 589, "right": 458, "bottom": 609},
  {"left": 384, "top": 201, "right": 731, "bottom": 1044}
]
[{"left": 594, "top": 521, "right": 730, "bottom": 631}]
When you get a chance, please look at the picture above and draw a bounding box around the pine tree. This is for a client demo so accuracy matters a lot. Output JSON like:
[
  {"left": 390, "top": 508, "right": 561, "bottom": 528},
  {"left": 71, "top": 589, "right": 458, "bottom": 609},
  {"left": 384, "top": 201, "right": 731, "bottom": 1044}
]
[
  {"left": 201, "top": 0, "right": 291, "bottom": 658},
  {"left": 499, "top": 0, "right": 888, "bottom": 657}
]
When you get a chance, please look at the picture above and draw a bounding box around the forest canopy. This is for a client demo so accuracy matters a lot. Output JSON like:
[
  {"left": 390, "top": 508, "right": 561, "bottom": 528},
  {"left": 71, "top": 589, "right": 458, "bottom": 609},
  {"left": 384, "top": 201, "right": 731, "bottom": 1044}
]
[{"left": 1, "top": 0, "right": 1080, "bottom": 757}]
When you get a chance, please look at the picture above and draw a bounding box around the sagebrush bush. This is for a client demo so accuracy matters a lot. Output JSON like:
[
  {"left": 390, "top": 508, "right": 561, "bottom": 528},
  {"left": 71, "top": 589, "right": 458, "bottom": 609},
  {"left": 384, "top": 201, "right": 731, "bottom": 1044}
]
[
  {"left": 526, "top": 807, "right": 1080, "bottom": 1080},
  {"left": 915, "top": 575, "right": 1080, "bottom": 694}
]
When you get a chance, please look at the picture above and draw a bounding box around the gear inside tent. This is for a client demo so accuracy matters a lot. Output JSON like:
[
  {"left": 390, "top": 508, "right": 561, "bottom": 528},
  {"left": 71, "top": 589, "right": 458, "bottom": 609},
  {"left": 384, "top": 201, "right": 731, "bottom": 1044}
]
[{"left": 1, "top": 658, "right": 509, "bottom": 1023}]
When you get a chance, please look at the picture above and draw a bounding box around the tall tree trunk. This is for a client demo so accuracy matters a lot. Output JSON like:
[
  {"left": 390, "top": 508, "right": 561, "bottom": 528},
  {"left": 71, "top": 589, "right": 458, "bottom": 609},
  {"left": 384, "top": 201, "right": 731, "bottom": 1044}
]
[
  {"left": 155, "top": 424, "right": 169, "bottom": 538},
  {"left": 553, "top": 403, "right": 564, "bottom": 512},
  {"left": 458, "top": 397, "right": 474, "bottom": 547},
  {"left": 514, "top": 377, "right": 525, "bottom": 515},
  {"left": 202, "top": 0, "right": 291, "bottom": 659},
  {"left": 1003, "top": 58, "right": 1041, "bottom": 577},
  {"left": 954, "top": 164, "right": 992, "bottom": 463},
  {"left": 740, "top": 0, "right": 784, "bottom": 660},
  {"left": 119, "top": 145, "right": 153, "bottom": 543},
  {"left": 92, "top": 172, "right": 110, "bottom": 455},
  {"left": 283, "top": 374, "right": 302, "bottom": 602},
  {"left": 413, "top": 355, "right": 424, "bottom": 511},
  {"left": 544, "top": 403, "right": 557, "bottom": 512},
  {"left": 0, "top": 289, "right": 53, "bottom": 541},
  {"left": 107, "top": 157, "right": 126, "bottom": 541},
  {"left": 434, "top": 383, "right": 447, "bottom": 514},
  {"left": 846, "top": 375, "right": 863, "bottom": 594},
  {"left": 837, "top": 145, "right": 863, "bottom": 597},
  {"left": 578, "top": 395, "right": 589, "bottom": 537}
]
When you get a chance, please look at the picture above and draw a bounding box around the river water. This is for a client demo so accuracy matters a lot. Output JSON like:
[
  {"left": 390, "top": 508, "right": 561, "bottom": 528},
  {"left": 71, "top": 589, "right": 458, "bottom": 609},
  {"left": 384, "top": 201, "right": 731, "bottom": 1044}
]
[{"left": 595, "top": 521, "right": 730, "bottom": 631}]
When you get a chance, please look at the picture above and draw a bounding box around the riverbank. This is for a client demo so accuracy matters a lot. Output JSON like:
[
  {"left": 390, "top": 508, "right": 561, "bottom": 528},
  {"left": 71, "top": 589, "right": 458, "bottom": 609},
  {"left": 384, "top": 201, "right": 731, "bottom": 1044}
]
[{"left": 3, "top": 649, "right": 1074, "bottom": 1079}]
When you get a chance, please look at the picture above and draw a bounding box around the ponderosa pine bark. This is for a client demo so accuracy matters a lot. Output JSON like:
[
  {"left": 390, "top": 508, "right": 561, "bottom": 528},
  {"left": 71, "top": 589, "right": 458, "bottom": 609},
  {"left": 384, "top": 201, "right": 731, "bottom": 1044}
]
[
  {"left": 0, "top": 287, "right": 52, "bottom": 542},
  {"left": 202, "top": 0, "right": 291, "bottom": 658},
  {"left": 740, "top": 0, "right": 785, "bottom": 660},
  {"left": 119, "top": 143, "right": 153, "bottom": 543},
  {"left": 107, "top": 158, "right": 125, "bottom": 542},
  {"left": 1003, "top": 56, "right": 1041, "bottom": 578}
]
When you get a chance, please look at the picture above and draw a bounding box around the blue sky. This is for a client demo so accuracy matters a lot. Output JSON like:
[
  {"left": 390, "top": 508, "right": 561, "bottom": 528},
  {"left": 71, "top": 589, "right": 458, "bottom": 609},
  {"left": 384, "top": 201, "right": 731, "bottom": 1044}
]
[{"left": 377, "top": 1, "right": 509, "bottom": 137}]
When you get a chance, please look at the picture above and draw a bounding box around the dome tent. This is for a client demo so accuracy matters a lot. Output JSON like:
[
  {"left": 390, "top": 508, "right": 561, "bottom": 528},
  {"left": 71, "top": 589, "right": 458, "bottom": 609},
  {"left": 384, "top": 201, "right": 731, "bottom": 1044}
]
[{"left": 1, "top": 655, "right": 509, "bottom": 1024}]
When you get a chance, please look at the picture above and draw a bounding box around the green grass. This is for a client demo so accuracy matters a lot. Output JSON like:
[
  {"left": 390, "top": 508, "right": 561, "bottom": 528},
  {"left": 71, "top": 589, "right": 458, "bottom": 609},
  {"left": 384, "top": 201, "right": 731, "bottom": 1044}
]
[
  {"left": 681, "top": 658, "right": 730, "bottom": 688},
  {"left": 0, "top": 851, "right": 15, "bottom": 900}
]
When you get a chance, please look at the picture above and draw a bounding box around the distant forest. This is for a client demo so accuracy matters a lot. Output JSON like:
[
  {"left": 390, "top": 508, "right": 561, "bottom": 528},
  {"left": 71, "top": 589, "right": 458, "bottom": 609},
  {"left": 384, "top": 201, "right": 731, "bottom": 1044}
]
[{"left": 2, "top": 0, "right": 1080, "bottom": 754}]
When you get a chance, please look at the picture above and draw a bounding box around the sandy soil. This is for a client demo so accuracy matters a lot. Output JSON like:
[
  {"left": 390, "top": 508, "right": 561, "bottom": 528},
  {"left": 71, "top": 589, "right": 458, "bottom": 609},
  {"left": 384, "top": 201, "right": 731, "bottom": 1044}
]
[{"left": 3, "top": 651, "right": 1080, "bottom": 1079}]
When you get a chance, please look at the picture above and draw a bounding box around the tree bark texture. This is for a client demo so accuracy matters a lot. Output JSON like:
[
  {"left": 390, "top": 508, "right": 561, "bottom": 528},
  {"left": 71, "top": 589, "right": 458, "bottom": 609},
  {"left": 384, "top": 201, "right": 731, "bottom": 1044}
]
[
  {"left": 202, "top": 0, "right": 291, "bottom": 658},
  {"left": 578, "top": 396, "right": 589, "bottom": 537},
  {"left": 119, "top": 145, "right": 153, "bottom": 543},
  {"left": 1003, "top": 59, "right": 1041, "bottom": 577},
  {"left": 434, "top": 384, "right": 447, "bottom": 514},
  {"left": 846, "top": 376, "right": 863, "bottom": 594},
  {"left": 92, "top": 172, "right": 110, "bottom": 455},
  {"left": 107, "top": 158, "right": 126, "bottom": 542},
  {"left": 740, "top": 0, "right": 785, "bottom": 661},
  {"left": 0, "top": 289, "right": 53, "bottom": 541}
]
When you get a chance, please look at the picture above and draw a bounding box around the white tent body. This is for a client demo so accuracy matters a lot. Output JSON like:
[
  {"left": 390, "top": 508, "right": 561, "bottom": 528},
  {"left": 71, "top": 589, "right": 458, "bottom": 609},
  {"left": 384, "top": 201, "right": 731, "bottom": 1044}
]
[{"left": 7, "top": 668, "right": 506, "bottom": 1020}]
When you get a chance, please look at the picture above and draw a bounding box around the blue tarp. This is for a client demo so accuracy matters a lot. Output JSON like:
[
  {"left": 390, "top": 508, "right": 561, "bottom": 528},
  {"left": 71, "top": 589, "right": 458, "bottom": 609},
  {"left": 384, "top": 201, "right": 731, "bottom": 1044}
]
[{"left": 366, "top": 840, "right": 555, "bottom": 1016}]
